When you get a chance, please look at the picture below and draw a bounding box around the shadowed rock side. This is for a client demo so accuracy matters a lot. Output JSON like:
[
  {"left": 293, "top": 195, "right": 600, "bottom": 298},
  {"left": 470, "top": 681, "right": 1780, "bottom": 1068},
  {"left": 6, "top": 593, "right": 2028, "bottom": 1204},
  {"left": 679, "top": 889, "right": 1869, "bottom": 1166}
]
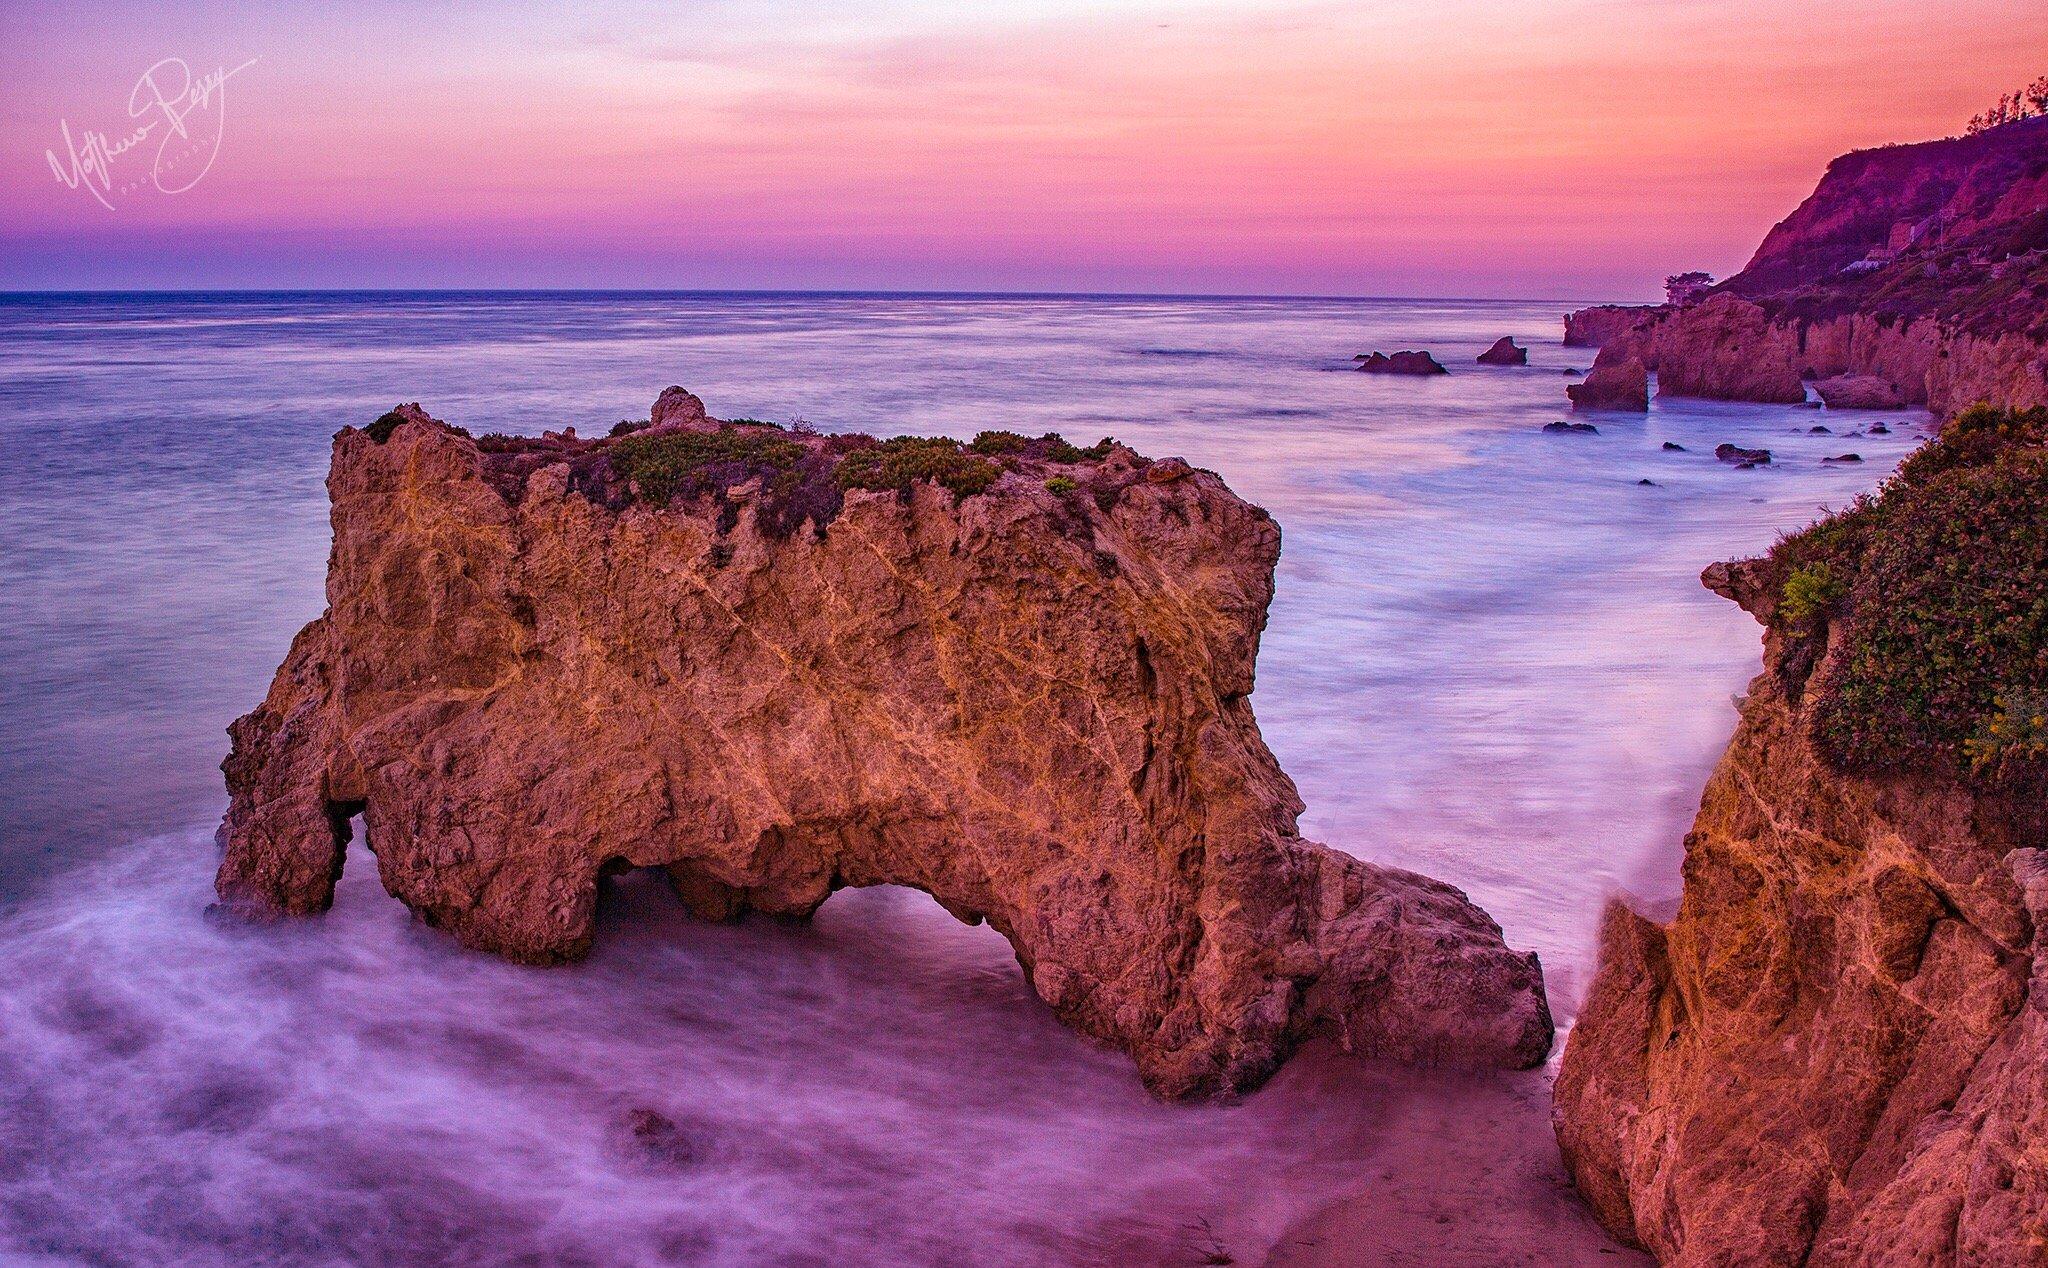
[
  {"left": 1575, "top": 118, "right": 2048, "bottom": 414},
  {"left": 1555, "top": 417, "right": 2048, "bottom": 1267},
  {"left": 217, "top": 393, "right": 1552, "bottom": 1099},
  {"left": 1567, "top": 358, "right": 1649, "bottom": 412}
]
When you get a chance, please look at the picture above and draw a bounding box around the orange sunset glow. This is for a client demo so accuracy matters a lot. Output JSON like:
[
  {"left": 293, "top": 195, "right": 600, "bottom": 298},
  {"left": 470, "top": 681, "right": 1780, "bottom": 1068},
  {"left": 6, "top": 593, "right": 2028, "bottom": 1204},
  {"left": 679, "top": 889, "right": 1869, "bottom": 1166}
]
[{"left": 3, "top": 0, "right": 2044, "bottom": 293}]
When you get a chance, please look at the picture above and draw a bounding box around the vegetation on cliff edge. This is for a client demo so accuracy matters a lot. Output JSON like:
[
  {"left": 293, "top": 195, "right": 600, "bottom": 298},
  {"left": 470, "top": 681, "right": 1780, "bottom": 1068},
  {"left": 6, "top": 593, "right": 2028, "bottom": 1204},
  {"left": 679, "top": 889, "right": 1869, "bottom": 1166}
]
[
  {"left": 835, "top": 436, "right": 1001, "bottom": 500},
  {"left": 611, "top": 428, "right": 806, "bottom": 507},
  {"left": 1767, "top": 405, "right": 2048, "bottom": 799}
]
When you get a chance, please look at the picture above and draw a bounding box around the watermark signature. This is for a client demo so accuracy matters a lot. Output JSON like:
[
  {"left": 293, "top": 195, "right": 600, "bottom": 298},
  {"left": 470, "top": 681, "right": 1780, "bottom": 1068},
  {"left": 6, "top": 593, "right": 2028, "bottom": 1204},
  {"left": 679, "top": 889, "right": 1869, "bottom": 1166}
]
[{"left": 46, "top": 57, "right": 258, "bottom": 210}]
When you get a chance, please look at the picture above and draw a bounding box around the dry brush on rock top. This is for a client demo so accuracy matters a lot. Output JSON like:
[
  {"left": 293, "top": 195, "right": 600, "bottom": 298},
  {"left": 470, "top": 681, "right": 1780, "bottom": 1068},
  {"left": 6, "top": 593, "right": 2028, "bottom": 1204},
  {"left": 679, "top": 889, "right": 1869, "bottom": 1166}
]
[{"left": 215, "top": 389, "right": 1553, "bottom": 1099}]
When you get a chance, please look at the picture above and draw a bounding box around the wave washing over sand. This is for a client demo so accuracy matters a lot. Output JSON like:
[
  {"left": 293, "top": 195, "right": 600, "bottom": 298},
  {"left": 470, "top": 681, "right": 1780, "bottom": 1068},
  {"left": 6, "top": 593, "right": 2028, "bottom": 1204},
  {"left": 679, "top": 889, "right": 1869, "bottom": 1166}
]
[
  {"left": 0, "top": 293, "right": 1923, "bottom": 1263},
  {"left": 2, "top": 832, "right": 1450, "bottom": 1263}
]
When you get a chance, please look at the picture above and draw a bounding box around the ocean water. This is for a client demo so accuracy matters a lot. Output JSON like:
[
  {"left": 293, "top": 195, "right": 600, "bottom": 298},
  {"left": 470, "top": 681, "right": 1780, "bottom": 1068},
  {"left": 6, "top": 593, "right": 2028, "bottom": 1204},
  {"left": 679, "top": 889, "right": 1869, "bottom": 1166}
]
[{"left": 0, "top": 292, "right": 1923, "bottom": 1265}]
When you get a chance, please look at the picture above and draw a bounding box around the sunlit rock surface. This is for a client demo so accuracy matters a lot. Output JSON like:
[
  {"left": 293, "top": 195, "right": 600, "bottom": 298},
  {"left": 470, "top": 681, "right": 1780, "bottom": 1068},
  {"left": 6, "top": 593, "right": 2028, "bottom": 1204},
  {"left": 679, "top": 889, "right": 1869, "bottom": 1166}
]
[{"left": 217, "top": 393, "right": 1552, "bottom": 1099}]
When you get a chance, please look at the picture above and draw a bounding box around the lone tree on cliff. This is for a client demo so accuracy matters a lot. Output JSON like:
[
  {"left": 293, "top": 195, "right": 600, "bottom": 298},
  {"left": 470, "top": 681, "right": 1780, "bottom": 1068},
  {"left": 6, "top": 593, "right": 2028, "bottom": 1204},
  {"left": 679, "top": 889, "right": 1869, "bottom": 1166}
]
[
  {"left": 1966, "top": 75, "right": 2048, "bottom": 134},
  {"left": 1664, "top": 271, "right": 1715, "bottom": 306}
]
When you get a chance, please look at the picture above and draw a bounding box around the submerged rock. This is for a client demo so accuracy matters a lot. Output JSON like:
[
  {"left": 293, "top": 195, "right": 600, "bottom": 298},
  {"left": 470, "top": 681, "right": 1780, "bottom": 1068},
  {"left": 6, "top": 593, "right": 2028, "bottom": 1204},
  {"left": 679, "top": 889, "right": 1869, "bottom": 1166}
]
[
  {"left": 617, "top": 1108, "right": 706, "bottom": 1168},
  {"left": 1355, "top": 350, "right": 1449, "bottom": 375},
  {"left": 1477, "top": 337, "right": 1528, "bottom": 366},
  {"left": 216, "top": 392, "right": 1553, "bottom": 1100},
  {"left": 1544, "top": 421, "right": 1599, "bottom": 434},
  {"left": 1661, "top": 442, "right": 1687, "bottom": 451},
  {"left": 1714, "top": 443, "right": 1772, "bottom": 465}
]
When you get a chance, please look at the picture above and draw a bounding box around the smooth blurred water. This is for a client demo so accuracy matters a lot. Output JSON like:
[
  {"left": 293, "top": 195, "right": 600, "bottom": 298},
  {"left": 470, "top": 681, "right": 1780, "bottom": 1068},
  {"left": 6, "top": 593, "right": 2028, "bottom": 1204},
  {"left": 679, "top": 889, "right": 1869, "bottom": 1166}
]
[{"left": 0, "top": 292, "right": 1922, "bottom": 1265}]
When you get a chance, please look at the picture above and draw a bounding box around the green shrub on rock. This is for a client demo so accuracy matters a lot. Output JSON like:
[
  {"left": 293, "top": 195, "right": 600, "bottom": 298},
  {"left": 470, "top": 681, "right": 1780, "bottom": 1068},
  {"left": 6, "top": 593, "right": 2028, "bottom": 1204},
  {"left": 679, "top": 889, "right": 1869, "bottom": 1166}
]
[
  {"left": 1766, "top": 406, "right": 2047, "bottom": 791},
  {"left": 612, "top": 429, "right": 804, "bottom": 507},
  {"left": 1778, "top": 563, "right": 1844, "bottom": 626},
  {"left": 835, "top": 436, "right": 1000, "bottom": 499}
]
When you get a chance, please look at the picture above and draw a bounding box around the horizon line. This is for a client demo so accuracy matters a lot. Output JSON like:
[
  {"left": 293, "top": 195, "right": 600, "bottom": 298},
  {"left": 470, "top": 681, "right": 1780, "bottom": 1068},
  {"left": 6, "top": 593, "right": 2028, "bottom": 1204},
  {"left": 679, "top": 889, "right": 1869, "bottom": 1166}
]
[{"left": 0, "top": 285, "right": 1649, "bottom": 307}]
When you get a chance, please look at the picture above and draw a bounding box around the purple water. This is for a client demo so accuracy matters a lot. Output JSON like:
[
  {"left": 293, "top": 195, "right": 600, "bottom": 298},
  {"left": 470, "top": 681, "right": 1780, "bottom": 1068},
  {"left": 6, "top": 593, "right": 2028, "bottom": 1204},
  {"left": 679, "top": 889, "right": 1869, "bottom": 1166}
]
[{"left": 0, "top": 293, "right": 1922, "bottom": 1264}]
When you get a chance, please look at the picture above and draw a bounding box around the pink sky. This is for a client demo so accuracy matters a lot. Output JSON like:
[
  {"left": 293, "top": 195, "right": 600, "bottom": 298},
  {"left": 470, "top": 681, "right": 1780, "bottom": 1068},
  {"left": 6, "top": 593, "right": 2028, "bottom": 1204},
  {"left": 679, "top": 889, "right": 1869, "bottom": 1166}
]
[{"left": 3, "top": 0, "right": 2042, "bottom": 296}]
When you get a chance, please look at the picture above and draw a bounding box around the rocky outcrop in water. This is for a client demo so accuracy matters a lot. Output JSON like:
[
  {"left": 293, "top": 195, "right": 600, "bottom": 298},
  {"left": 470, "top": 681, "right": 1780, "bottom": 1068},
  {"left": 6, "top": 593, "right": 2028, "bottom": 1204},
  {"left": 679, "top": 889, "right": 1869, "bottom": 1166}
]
[
  {"left": 1579, "top": 118, "right": 2048, "bottom": 414},
  {"left": 1477, "top": 337, "right": 1528, "bottom": 365},
  {"left": 1567, "top": 358, "right": 1649, "bottom": 412},
  {"left": 1711, "top": 443, "right": 1771, "bottom": 466},
  {"left": 216, "top": 393, "right": 1553, "bottom": 1099},
  {"left": 1555, "top": 406, "right": 2048, "bottom": 1264},
  {"left": 1356, "top": 350, "right": 1449, "bottom": 375}
]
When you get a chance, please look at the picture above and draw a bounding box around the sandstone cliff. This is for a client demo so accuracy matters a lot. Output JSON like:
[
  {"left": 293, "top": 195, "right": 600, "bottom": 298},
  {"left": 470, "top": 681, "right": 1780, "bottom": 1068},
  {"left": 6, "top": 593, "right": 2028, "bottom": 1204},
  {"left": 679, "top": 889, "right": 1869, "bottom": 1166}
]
[
  {"left": 1580, "top": 117, "right": 2048, "bottom": 413},
  {"left": 1555, "top": 406, "right": 2048, "bottom": 1264},
  {"left": 1563, "top": 305, "right": 1659, "bottom": 348},
  {"left": 216, "top": 391, "right": 1552, "bottom": 1099}
]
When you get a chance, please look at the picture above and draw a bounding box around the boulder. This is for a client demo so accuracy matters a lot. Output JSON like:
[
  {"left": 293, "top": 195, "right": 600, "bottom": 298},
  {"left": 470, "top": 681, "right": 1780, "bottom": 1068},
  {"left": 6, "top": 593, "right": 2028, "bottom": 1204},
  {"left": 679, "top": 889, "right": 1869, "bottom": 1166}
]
[
  {"left": 1477, "top": 337, "right": 1528, "bottom": 366},
  {"left": 649, "top": 385, "right": 712, "bottom": 431}
]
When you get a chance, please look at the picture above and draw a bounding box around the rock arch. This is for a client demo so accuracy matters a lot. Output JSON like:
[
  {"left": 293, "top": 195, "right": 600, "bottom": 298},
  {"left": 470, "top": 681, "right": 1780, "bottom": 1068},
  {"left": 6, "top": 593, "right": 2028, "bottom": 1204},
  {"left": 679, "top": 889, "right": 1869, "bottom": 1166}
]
[{"left": 218, "top": 398, "right": 1551, "bottom": 1098}]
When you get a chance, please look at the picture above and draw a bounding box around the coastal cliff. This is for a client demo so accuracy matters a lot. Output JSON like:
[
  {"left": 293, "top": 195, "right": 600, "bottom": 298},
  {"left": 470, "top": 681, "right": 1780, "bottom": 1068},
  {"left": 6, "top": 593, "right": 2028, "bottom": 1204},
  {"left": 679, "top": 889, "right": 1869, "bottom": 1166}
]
[
  {"left": 1554, "top": 406, "right": 2048, "bottom": 1264},
  {"left": 1570, "top": 117, "right": 2048, "bottom": 413},
  {"left": 1562, "top": 304, "right": 1658, "bottom": 348},
  {"left": 216, "top": 391, "right": 1552, "bottom": 1100}
]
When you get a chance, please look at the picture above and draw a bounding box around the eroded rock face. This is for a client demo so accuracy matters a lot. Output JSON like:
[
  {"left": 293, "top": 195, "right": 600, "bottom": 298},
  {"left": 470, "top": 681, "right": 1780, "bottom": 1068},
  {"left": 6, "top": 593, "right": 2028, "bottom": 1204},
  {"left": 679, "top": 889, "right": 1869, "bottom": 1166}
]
[
  {"left": 1554, "top": 560, "right": 2047, "bottom": 1265},
  {"left": 1813, "top": 373, "right": 1908, "bottom": 411},
  {"left": 217, "top": 396, "right": 1552, "bottom": 1099},
  {"left": 1562, "top": 305, "right": 1658, "bottom": 348},
  {"left": 1567, "top": 358, "right": 1649, "bottom": 412}
]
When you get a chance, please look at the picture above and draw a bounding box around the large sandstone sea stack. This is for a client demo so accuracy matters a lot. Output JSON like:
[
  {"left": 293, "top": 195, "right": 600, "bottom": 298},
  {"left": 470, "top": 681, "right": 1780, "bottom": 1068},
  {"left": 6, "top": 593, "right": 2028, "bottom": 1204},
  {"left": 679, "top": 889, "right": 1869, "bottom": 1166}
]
[
  {"left": 1566, "top": 116, "right": 2048, "bottom": 412},
  {"left": 215, "top": 389, "right": 1552, "bottom": 1099}
]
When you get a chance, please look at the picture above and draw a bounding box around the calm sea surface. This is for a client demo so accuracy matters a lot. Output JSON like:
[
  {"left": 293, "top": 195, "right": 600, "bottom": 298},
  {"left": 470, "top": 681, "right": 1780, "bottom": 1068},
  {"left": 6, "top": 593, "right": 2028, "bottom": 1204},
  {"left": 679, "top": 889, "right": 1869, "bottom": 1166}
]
[{"left": 0, "top": 292, "right": 1921, "bottom": 1264}]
